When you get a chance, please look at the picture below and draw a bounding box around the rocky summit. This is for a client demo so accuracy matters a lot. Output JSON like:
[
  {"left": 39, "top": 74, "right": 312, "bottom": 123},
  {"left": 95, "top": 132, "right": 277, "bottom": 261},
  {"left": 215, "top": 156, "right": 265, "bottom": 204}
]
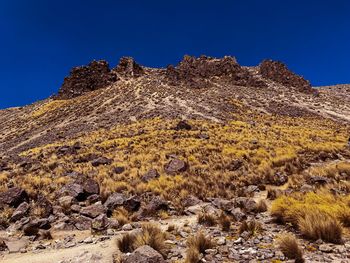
[{"left": 0, "top": 55, "right": 350, "bottom": 263}]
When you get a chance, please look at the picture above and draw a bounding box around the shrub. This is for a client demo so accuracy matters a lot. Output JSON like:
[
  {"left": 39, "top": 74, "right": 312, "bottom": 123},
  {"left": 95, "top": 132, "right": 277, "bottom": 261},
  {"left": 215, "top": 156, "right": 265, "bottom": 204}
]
[
  {"left": 298, "top": 212, "right": 343, "bottom": 244},
  {"left": 255, "top": 199, "right": 268, "bottom": 213},
  {"left": 134, "top": 223, "right": 168, "bottom": 257},
  {"left": 186, "top": 232, "right": 215, "bottom": 257},
  {"left": 218, "top": 212, "right": 231, "bottom": 231},
  {"left": 117, "top": 233, "right": 136, "bottom": 253},
  {"left": 197, "top": 212, "right": 217, "bottom": 226},
  {"left": 239, "top": 220, "right": 262, "bottom": 237},
  {"left": 112, "top": 207, "right": 130, "bottom": 226},
  {"left": 276, "top": 233, "right": 304, "bottom": 263}
]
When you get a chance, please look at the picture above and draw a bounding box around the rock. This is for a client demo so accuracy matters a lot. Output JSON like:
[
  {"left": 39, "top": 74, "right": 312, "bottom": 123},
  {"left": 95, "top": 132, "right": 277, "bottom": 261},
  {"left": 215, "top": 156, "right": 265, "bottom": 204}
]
[
  {"left": 300, "top": 184, "right": 314, "bottom": 192},
  {"left": 216, "top": 237, "right": 226, "bottom": 245},
  {"left": 82, "top": 178, "right": 100, "bottom": 195},
  {"left": 175, "top": 120, "right": 191, "bottom": 130},
  {"left": 141, "top": 169, "right": 160, "bottom": 182},
  {"left": 142, "top": 196, "right": 169, "bottom": 216},
  {"left": 23, "top": 222, "right": 39, "bottom": 236},
  {"left": 70, "top": 204, "right": 81, "bottom": 213},
  {"left": 113, "top": 166, "right": 125, "bottom": 174},
  {"left": 91, "top": 214, "right": 109, "bottom": 234},
  {"left": 80, "top": 203, "right": 106, "bottom": 218},
  {"left": 114, "top": 57, "right": 144, "bottom": 78},
  {"left": 259, "top": 60, "right": 313, "bottom": 93},
  {"left": 124, "top": 196, "right": 141, "bottom": 212},
  {"left": 31, "top": 218, "right": 51, "bottom": 230},
  {"left": 104, "top": 193, "right": 127, "bottom": 213},
  {"left": 37, "top": 229, "right": 52, "bottom": 240},
  {"left": 87, "top": 194, "right": 100, "bottom": 204},
  {"left": 122, "top": 245, "right": 166, "bottom": 263},
  {"left": 234, "top": 197, "right": 257, "bottom": 213},
  {"left": 211, "top": 198, "right": 234, "bottom": 211},
  {"left": 230, "top": 207, "right": 247, "bottom": 221},
  {"left": 182, "top": 195, "right": 201, "bottom": 207},
  {"left": 59, "top": 196, "right": 75, "bottom": 208},
  {"left": 319, "top": 244, "right": 333, "bottom": 253},
  {"left": 309, "top": 176, "right": 329, "bottom": 185},
  {"left": 122, "top": 223, "right": 133, "bottom": 231},
  {"left": 59, "top": 183, "right": 85, "bottom": 200},
  {"left": 10, "top": 202, "right": 30, "bottom": 222},
  {"left": 164, "top": 159, "right": 188, "bottom": 175},
  {"left": 0, "top": 187, "right": 28, "bottom": 207},
  {"left": 35, "top": 195, "right": 53, "bottom": 218},
  {"left": 4, "top": 238, "right": 29, "bottom": 253},
  {"left": 72, "top": 214, "right": 92, "bottom": 230},
  {"left": 56, "top": 60, "right": 118, "bottom": 99},
  {"left": 91, "top": 157, "right": 112, "bottom": 167},
  {"left": 0, "top": 239, "right": 7, "bottom": 251},
  {"left": 233, "top": 237, "right": 243, "bottom": 244}
]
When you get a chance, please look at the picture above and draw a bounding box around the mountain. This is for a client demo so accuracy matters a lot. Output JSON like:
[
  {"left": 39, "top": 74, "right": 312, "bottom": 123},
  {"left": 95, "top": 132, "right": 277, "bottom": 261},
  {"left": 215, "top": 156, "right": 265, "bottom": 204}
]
[{"left": 0, "top": 55, "right": 350, "bottom": 262}]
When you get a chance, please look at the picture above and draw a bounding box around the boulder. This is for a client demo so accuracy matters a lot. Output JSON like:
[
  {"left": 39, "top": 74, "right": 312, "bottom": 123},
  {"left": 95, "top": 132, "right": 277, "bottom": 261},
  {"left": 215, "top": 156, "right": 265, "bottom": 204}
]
[
  {"left": 0, "top": 187, "right": 28, "bottom": 208},
  {"left": 141, "top": 169, "right": 160, "bottom": 182},
  {"left": 10, "top": 202, "right": 30, "bottom": 222},
  {"left": 80, "top": 203, "right": 106, "bottom": 218},
  {"left": 124, "top": 196, "right": 141, "bottom": 212},
  {"left": 72, "top": 214, "right": 92, "bottom": 230},
  {"left": 234, "top": 197, "right": 257, "bottom": 213},
  {"left": 164, "top": 159, "right": 188, "bottom": 175},
  {"left": 91, "top": 157, "right": 112, "bottom": 167},
  {"left": 230, "top": 207, "right": 247, "bottom": 222},
  {"left": 58, "top": 196, "right": 75, "bottom": 208},
  {"left": 104, "top": 193, "right": 127, "bottom": 213},
  {"left": 113, "top": 166, "right": 125, "bottom": 174},
  {"left": 59, "top": 183, "right": 85, "bottom": 200},
  {"left": 175, "top": 120, "right": 191, "bottom": 130},
  {"left": 122, "top": 245, "right": 166, "bottom": 263},
  {"left": 91, "top": 214, "right": 109, "bottom": 234},
  {"left": 82, "top": 178, "right": 100, "bottom": 195},
  {"left": 309, "top": 176, "right": 329, "bottom": 185}
]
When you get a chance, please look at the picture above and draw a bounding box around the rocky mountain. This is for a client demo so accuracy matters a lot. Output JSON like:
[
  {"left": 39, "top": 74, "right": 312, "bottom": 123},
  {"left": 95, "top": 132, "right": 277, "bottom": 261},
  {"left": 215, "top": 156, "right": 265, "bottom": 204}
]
[{"left": 0, "top": 55, "right": 350, "bottom": 262}]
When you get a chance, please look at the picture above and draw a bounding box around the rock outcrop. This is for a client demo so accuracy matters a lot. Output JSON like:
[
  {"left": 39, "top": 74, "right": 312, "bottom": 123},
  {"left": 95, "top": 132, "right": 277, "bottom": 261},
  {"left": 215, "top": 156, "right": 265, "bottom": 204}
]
[
  {"left": 56, "top": 60, "right": 118, "bottom": 99},
  {"left": 113, "top": 57, "right": 144, "bottom": 78},
  {"left": 259, "top": 60, "right": 313, "bottom": 93},
  {"left": 166, "top": 55, "right": 267, "bottom": 88}
]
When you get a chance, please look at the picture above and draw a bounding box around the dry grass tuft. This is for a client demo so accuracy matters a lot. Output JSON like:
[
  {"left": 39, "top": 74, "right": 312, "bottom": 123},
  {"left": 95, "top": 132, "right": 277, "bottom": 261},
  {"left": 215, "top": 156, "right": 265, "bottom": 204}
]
[
  {"left": 197, "top": 212, "right": 217, "bottom": 227},
  {"left": 112, "top": 207, "right": 130, "bottom": 226},
  {"left": 134, "top": 223, "right": 168, "bottom": 257},
  {"left": 186, "top": 231, "right": 215, "bottom": 262},
  {"left": 117, "top": 233, "right": 136, "bottom": 253},
  {"left": 271, "top": 190, "right": 348, "bottom": 243},
  {"left": 255, "top": 199, "right": 268, "bottom": 213},
  {"left": 218, "top": 212, "right": 231, "bottom": 231},
  {"left": 276, "top": 233, "right": 304, "bottom": 263},
  {"left": 239, "top": 220, "right": 262, "bottom": 237}
]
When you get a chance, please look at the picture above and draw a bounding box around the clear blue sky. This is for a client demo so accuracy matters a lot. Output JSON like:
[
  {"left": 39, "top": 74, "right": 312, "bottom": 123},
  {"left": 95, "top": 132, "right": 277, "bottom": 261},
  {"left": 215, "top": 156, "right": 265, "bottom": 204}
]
[{"left": 0, "top": 0, "right": 349, "bottom": 109}]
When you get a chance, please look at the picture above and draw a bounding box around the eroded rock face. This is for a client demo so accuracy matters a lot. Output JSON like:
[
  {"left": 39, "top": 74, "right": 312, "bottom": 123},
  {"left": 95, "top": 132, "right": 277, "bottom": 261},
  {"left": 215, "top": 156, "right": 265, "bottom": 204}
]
[
  {"left": 56, "top": 60, "right": 118, "bottom": 99},
  {"left": 166, "top": 55, "right": 266, "bottom": 88},
  {"left": 259, "top": 60, "right": 313, "bottom": 93},
  {"left": 0, "top": 187, "right": 28, "bottom": 208},
  {"left": 113, "top": 57, "right": 144, "bottom": 78}
]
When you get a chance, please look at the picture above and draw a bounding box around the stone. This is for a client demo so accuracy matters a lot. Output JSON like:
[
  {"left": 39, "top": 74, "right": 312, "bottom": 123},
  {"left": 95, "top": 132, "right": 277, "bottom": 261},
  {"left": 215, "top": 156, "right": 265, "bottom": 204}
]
[
  {"left": 4, "top": 238, "right": 29, "bottom": 253},
  {"left": 122, "top": 245, "right": 166, "bottom": 263},
  {"left": 142, "top": 196, "right": 169, "bottom": 216},
  {"left": 319, "top": 244, "right": 333, "bottom": 253},
  {"left": 309, "top": 176, "right": 329, "bottom": 185},
  {"left": 113, "top": 166, "right": 125, "bottom": 174},
  {"left": 0, "top": 187, "right": 28, "bottom": 207},
  {"left": 164, "top": 158, "right": 188, "bottom": 175},
  {"left": 104, "top": 193, "right": 126, "bottom": 213},
  {"left": 80, "top": 203, "right": 106, "bottom": 218},
  {"left": 72, "top": 214, "right": 92, "bottom": 230},
  {"left": 91, "top": 214, "right": 109, "bottom": 234},
  {"left": 114, "top": 57, "right": 144, "bottom": 78},
  {"left": 82, "top": 178, "right": 100, "bottom": 195},
  {"left": 124, "top": 195, "right": 141, "bottom": 212},
  {"left": 122, "top": 223, "right": 133, "bottom": 231},
  {"left": 59, "top": 183, "right": 85, "bottom": 200},
  {"left": 234, "top": 197, "right": 257, "bottom": 213},
  {"left": 175, "top": 120, "right": 191, "bottom": 130},
  {"left": 141, "top": 169, "right": 160, "bottom": 182},
  {"left": 216, "top": 237, "right": 226, "bottom": 245},
  {"left": 59, "top": 196, "right": 75, "bottom": 208},
  {"left": 10, "top": 202, "right": 29, "bottom": 222},
  {"left": 87, "top": 194, "right": 100, "bottom": 204},
  {"left": 91, "top": 157, "right": 112, "bottom": 167}
]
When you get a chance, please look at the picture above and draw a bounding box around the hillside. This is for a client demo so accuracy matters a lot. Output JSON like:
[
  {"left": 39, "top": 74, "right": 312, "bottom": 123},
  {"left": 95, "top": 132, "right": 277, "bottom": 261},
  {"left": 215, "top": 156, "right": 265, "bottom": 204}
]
[{"left": 1, "top": 56, "right": 350, "bottom": 262}]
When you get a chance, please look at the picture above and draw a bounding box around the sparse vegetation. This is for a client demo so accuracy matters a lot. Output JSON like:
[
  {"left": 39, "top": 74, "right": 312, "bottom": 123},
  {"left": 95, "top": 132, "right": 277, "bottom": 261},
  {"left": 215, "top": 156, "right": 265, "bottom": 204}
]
[
  {"left": 276, "top": 233, "right": 304, "bottom": 263},
  {"left": 117, "top": 233, "right": 137, "bottom": 253},
  {"left": 271, "top": 190, "right": 349, "bottom": 243},
  {"left": 239, "top": 220, "right": 263, "bottom": 237},
  {"left": 197, "top": 211, "right": 217, "bottom": 226},
  {"left": 185, "top": 232, "right": 215, "bottom": 263}
]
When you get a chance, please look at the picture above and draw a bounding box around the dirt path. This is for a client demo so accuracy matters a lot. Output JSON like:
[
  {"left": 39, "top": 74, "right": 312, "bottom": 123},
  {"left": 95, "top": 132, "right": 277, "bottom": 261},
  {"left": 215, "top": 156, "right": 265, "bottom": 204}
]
[{"left": 1, "top": 236, "right": 118, "bottom": 263}]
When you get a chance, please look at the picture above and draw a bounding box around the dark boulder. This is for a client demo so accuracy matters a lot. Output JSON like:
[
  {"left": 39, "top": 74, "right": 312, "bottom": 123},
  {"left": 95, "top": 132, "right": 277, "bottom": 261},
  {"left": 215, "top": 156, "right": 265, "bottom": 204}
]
[
  {"left": 175, "top": 120, "right": 191, "bottom": 131},
  {"left": 82, "top": 178, "right": 100, "bottom": 195},
  {"left": 104, "top": 193, "right": 127, "bottom": 213},
  {"left": 113, "top": 166, "right": 125, "bottom": 174},
  {"left": 0, "top": 187, "right": 28, "bottom": 208},
  {"left": 80, "top": 203, "right": 106, "bottom": 218},
  {"left": 164, "top": 159, "right": 188, "bottom": 175},
  {"left": 91, "top": 157, "right": 112, "bottom": 167},
  {"left": 122, "top": 245, "right": 166, "bottom": 263},
  {"left": 124, "top": 196, "right": 141, "bottom": 212},
  {"left": 91, "top": 214, "right": 109, "bottom": 234},
  {"left": 10, "top": 202, "right": 30, "bottom": 222},
  {"left": 59, "top": 183, "right": 85, "bottom": 201},
  {"left": 141, "top": 169, "right": 160, "bottom": 182}
]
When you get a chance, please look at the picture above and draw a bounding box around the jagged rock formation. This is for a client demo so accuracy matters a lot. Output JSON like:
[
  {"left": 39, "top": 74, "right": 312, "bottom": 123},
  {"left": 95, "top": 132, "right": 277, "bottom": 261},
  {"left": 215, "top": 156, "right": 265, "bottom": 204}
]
[
  {"left": 259, "top": 60, "right": 313, "bottom": 93},
  {"left": 113, "top": 57, "right": 144, "bottom": 78},
  {"left": 166, "top": 55, "right": 266, "bottom": 88},
  {"left": 56, "top": 60, "right": 118, "bottom": 99}
]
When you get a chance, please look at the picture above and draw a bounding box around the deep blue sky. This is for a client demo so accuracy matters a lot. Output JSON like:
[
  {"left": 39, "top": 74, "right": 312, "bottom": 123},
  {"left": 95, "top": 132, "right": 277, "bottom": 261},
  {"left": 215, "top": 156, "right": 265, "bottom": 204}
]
[{"left": 0, "top": 0, "right": 349, "bottom": 109}]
